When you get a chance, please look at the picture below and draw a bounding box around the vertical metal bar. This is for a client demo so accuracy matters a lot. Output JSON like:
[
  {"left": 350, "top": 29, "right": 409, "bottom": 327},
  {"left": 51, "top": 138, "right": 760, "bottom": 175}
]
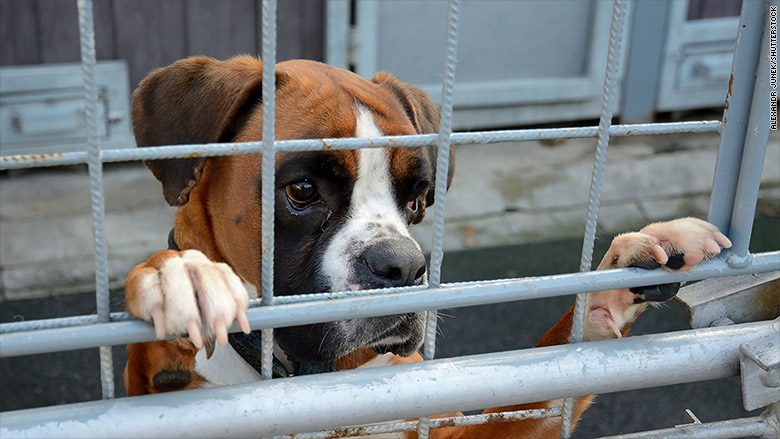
[
  {"left": 416, "top": 1, "right": 460, "bottom": 437},
  {"left": 325, "top": 0, "right": 350, "bottom": 69},
  {"left": 426, "top": 0, "right": 460, "bottom": 312},
  {"left": 76, "top": 0, "right": 114, "bottom": 400},
  {"left": 260, "top": 0, "right": 277, "bottom": 381},
  {"left": 562, "top": 0, "right": 627, "bottom": 437},
  {"left": 620, "top": 0, "right": 671, "bottom": 124},
  {"left": 707, "top": 0, "right": 767, "bottom": 235},
  {"left": 727, "top": 0, "right": 772, "bottom": 266},
  {"left": 354, "top": 0, "right": 379, "bottom": 78}
]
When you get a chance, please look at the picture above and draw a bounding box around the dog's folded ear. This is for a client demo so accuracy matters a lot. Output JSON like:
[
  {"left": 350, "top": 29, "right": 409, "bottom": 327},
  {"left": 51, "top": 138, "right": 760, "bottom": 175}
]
[
  {"left": 371, "top": 72, "right": 455, "bottom": 207},
  {"left": 371, "top": 72, "right": 440, "bottom": 135},
  {"left": 133, "top": 56, "right": 270, "bottom": 205}
]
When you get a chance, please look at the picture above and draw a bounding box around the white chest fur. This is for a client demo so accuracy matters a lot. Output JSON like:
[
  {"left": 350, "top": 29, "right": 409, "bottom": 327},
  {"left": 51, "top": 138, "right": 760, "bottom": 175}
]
[
  {"left": 194, "top": 342, "right": 262, "bottom": 387},
  {"left": 195, "top": 349, "right": 404, "bottom": 437},
  {"left": 195, "top": 345, "right": 397, "bottom": 386}
]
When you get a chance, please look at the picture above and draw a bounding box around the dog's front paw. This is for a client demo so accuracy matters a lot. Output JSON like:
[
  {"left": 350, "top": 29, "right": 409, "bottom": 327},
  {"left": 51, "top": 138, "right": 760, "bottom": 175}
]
[
  {"left": 638, "top": 217, "right": 732, "bottom": 270},
  {"left": 583, "top": 218, "right": 731, "bottom": 341},
  {"left": 125, "top": 249, "right": 251, "bottom": 348}
]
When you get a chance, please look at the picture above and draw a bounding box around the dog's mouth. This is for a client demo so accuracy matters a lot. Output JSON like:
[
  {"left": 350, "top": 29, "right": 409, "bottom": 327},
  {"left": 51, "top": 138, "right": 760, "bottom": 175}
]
[
  {"left": 364, "top": 312, "right": 426, "bottom": 354},
  {"left": 274, "top": 312, "right": 426, "bottom": 362}
]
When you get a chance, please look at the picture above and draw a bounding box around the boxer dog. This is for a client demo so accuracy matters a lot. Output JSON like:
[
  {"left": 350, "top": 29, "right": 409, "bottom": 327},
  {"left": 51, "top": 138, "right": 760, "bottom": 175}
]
[{"left": 123, "top": 56, "right": 731, "bottom": 438}]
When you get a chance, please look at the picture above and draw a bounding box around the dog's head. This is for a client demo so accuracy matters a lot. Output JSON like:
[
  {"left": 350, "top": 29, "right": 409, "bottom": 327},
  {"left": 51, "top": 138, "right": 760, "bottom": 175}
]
[{"left": 133, "top": 56, "right": 453, "bottom": 361}]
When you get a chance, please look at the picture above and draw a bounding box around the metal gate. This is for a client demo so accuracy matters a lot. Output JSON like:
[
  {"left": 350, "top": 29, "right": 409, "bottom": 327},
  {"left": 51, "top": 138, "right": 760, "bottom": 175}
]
[{"left": 1, "top": 0, "right": 779, "bottom": 438}]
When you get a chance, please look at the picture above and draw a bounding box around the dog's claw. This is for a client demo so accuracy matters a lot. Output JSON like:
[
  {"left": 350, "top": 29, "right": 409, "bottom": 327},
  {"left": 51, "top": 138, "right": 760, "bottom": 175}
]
[
  {"left": 714, "top": 231, "right": 732, "bottom": 249},
  {"left": 650, "top": 243, "right": 668, "bottom": 265},
  {"left": 215, "top": 317, "right": 229, "bottom": 346},
  {"left": 187, "top": 319, "right": 203, "bottom": 349},
  {"left": 236, "top": 308, "right": 251, "bottom": 334},
  {"left": 150, "top": 304, "right": 166, "bottom": 340},
  {"left": 607, "top": 318, "right": 622, "bottom": 339}
]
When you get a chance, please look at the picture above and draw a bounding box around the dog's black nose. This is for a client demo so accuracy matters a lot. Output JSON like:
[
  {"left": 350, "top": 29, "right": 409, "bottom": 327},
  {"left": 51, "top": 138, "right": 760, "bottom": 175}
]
[{"left": 361, "top": 238, "right": 427, "bottom": 288}]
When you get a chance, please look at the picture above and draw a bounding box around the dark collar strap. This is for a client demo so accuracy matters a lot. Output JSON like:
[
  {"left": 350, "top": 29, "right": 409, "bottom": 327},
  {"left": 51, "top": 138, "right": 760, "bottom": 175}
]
[
  {"left": 168, "top": 228, "right": 180, "bottom": 251},
  {"left": 167, "top": 228, "right": 334, "bottom": 377},
  {"left": 228, "top": 331, "right": 291, "bottom": 378},
  {"left": 228, "top": 331, "right": 335, "bottom": 377},
  {"left": 294, "top": 356, "right": 336, "bottom": 376}
]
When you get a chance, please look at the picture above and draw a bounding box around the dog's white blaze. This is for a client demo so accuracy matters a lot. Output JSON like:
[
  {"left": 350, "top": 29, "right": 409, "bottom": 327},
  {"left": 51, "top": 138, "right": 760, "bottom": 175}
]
[
  {"left": 320, "top": 105, "right": 416, "bottom": 291},
  {"left": 195, "top": 341, "right": 294, "bottom": 387}
]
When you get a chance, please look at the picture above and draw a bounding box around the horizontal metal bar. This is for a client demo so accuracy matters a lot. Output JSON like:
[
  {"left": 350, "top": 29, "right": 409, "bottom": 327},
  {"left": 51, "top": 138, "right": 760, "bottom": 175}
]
[
  {"left": 0, "top": 287, "right": 432, "bottom": 334},
  {"left": 596, "top": 415, "right": 771, "bottom": 439},
  {"left": 1, "top": 252, "right": 778, "bottom": 357},
  {"left": 0, "top": 312, "right": 133, "bottom": 333},
  {"left": 2, "top": 320, "right": 777, "bottom": 439},
  {"left": 0, "top": 121, "right": 721, "bottom": 170},
  {"left": 0, "top": 287, "right": 438, "bottom": 334},
  {"left": 5, "top": 247, "right": 776, "bottom": 335},
  {"left": 284, "top": 407, "right": 562, "bottom": 439}
]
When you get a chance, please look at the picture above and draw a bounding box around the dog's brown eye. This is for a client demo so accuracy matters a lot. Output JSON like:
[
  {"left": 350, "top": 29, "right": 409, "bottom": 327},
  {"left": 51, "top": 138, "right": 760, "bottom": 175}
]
[{"left": 286, "top": 180, "right": 318, "bottom": 208}]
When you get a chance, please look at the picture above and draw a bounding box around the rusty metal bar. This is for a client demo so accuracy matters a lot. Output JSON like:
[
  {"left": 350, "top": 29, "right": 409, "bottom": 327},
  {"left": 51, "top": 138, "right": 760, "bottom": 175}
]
[
  {"left": 283, "top": 407, "right": 562, "bottom": 439},
  {"left": 0, "top": 121, "right": 722, "bottom": 170},
  {"left": 3, "top": 320, "right": 777, "bottom": 438}
]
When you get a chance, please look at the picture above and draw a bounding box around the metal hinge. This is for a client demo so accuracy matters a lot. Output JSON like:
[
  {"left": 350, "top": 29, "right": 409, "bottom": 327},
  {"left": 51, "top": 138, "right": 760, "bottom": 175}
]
[{"left": 740, "top": 331, "right": 780, "bottom": 411}]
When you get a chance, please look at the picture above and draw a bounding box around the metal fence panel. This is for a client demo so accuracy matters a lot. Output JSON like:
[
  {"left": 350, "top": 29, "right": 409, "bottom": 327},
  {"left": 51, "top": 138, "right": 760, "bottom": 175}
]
[
  {"left": 0, "top": 0, "right": 778, "bottom": 438},
  {"left": 2, "top": 320, "right": 778, "bottom": 439}
]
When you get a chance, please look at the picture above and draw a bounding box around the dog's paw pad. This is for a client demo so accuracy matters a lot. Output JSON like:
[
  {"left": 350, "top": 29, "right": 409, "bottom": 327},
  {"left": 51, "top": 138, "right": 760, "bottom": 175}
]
[
  {"left": 664, "top": 252, "right": 686, "bottom": 270},
  {"left": 626, "top": 257, "right": 681, "bottom": 303},
  {"left": 630, "top": 282, "right": 680, "bottom": 303},
  {"left": 152, "top": 369, "right": 192, "bottom": 391},
  {"left": 628, "top": 259, "right": 661, "bottom": 270}
]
